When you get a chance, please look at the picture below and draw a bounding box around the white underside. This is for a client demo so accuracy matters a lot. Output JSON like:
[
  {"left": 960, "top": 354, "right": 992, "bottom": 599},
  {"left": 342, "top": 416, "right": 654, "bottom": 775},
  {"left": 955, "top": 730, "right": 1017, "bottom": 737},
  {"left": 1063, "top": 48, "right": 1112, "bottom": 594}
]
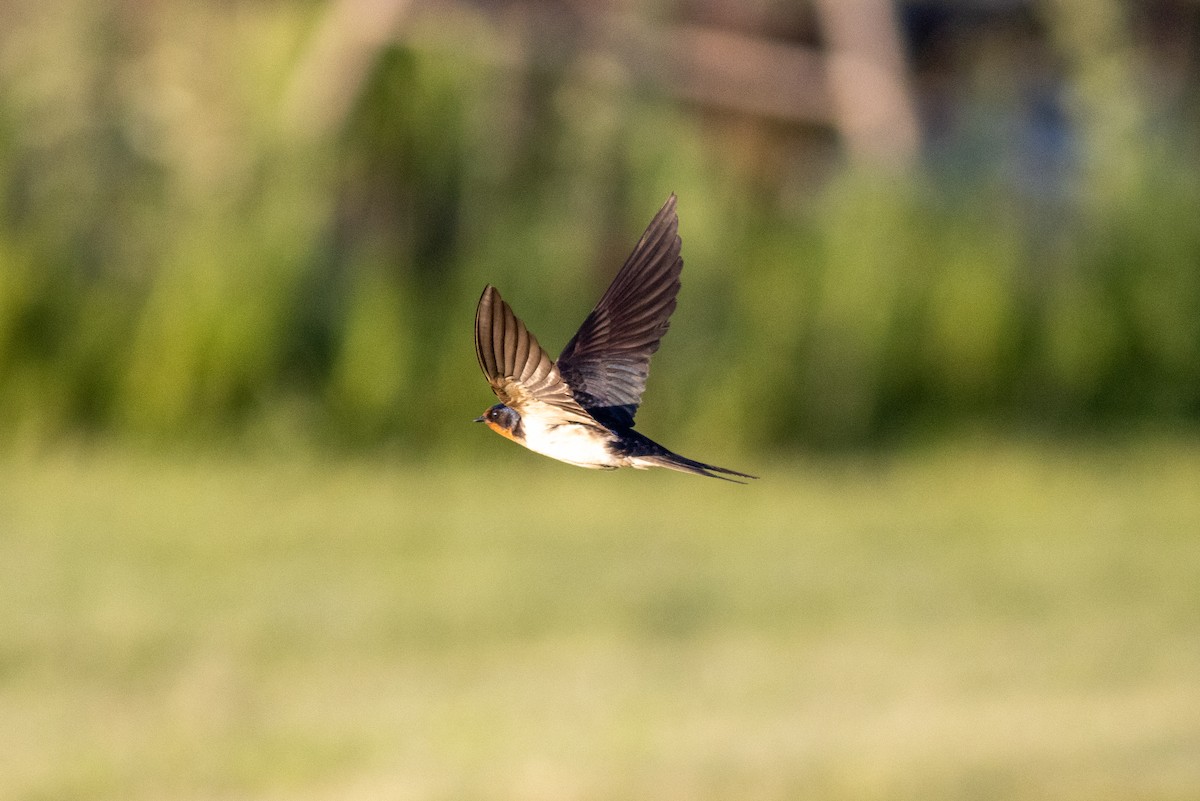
[
  {"left": 521, "top": 417, "right": 621, "bottom": 469},
  {"left": 626, "top": 456, "right": 662, "bottom": 471}
]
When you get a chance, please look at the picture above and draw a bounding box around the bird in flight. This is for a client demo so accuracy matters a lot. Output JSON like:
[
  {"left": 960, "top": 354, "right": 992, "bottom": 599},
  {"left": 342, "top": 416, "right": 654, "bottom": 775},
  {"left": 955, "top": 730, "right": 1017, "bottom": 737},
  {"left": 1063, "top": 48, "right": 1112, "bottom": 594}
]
[{"left": 474, "top": 194, "right": 756, "bottom": 483}]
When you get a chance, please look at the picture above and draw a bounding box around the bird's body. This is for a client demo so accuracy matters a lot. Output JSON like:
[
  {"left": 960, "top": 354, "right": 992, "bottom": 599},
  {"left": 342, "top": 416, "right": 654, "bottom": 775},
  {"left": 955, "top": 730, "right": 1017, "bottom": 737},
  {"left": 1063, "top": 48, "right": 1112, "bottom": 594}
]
[
  {"left": 500, "top": 407, "right": 613, "bottom": 469},
  {"left": 474, "top": 194, "right": 755, "bottom": 483}
]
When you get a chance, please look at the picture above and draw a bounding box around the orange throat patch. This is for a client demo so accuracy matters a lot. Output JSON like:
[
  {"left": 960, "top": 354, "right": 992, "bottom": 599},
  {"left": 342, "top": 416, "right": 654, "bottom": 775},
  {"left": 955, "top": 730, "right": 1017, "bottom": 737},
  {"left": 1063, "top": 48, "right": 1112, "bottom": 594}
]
[{"left": 484, "top": 417, "right": 521, "bottom": 444}]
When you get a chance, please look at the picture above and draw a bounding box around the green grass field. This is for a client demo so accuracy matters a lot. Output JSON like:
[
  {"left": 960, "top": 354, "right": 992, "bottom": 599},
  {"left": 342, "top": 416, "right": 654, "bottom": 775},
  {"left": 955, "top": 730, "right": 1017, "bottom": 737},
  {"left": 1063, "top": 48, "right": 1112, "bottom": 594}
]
[{"left": 3, "top": 440, "right": 1199, "bottom": 800}]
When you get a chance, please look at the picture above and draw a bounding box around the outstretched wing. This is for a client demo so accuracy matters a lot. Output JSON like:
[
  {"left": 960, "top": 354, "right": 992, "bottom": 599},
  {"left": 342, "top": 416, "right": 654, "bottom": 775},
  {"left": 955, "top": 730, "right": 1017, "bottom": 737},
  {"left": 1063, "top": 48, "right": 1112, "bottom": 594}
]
[
  {"left": 556, "top": 194, "right": 683, "bottom": 429},
  {"left": 475, "top": 284, "right": 598, "bottom": 424}
]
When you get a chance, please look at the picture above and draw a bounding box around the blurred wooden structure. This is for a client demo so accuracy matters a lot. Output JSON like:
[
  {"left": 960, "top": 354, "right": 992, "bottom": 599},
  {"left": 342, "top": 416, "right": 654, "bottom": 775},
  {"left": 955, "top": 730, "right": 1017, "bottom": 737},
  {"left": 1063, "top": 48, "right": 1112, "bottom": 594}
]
[{"left": 285, "top": 0, "right": 921, "bottom": 169}]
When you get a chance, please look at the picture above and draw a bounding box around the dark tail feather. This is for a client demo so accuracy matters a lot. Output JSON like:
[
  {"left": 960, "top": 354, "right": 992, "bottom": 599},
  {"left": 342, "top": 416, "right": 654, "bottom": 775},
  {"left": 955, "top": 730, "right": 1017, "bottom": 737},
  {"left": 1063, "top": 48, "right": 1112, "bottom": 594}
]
[
  {"left": 637, "top": 452, "right": 758, "bottom": 483},
  {"left": 617, "top": 431, "right": 758, "bottom": 484}
]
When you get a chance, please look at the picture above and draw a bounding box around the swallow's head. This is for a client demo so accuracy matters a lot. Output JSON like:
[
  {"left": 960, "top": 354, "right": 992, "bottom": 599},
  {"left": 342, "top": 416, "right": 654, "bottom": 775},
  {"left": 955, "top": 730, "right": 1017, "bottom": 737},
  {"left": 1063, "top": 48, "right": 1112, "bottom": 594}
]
[{"left": 475, "top": 403, "right": 524, "bottom": 443}]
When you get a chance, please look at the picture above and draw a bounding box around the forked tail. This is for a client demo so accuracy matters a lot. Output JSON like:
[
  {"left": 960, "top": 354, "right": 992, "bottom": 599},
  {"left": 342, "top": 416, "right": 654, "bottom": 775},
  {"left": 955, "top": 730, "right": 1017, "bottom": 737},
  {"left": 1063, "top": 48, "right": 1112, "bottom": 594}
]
[{"left": 616, "top": 431, "right": 758, "bottom": 483}]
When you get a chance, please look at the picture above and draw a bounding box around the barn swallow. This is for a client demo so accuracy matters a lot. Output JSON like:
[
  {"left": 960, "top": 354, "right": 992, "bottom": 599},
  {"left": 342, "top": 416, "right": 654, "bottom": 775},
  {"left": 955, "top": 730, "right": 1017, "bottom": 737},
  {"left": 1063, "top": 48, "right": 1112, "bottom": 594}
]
[{"left": 474, "top": 194, "right": 756, "bottom": 483}]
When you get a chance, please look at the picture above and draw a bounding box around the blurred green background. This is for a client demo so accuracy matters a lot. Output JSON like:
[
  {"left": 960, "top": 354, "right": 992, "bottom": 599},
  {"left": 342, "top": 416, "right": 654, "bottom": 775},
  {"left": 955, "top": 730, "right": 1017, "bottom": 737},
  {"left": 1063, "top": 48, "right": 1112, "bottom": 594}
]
[
  {"left": 2, "top": 0, "right": 1199, "bottom": 799},
  {"left": 3, "top": 0, "right": 1199, "bottom": 450}
]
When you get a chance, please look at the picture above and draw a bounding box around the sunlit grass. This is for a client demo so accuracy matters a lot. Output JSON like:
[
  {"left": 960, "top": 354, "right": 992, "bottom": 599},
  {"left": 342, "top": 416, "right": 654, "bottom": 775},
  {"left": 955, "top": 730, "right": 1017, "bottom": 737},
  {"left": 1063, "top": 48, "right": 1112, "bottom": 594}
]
[{"left": 2, "top": 440, "right": 1199, "bottom": 800}]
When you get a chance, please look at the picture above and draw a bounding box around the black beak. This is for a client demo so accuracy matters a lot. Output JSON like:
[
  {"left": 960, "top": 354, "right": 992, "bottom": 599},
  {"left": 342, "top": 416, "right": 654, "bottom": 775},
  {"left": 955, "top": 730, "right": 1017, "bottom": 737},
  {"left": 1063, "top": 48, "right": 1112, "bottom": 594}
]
[{"left": 473, "top": 416, "right": 484, "bottom": 423}]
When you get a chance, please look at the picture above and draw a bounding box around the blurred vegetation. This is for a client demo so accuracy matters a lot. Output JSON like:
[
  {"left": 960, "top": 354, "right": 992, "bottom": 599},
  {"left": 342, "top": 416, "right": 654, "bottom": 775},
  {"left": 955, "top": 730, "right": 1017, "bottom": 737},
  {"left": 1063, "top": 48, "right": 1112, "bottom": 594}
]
[
  {"left": 2, "top": 0, "right": 1199, "bottom": 453},
  {"left": 4, "top": 442, "right": 1200, "bottom": 800}
]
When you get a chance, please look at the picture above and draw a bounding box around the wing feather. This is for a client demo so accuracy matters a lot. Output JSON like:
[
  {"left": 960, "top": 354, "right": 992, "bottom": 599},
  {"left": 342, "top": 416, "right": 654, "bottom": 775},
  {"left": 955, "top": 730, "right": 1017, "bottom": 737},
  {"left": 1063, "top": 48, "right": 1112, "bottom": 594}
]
[
  {"left": 556, "top": 194, "right": 684, "bottom": 428},
  {"left": 475, "top": 285, "right": 598, "bottom": 424}
]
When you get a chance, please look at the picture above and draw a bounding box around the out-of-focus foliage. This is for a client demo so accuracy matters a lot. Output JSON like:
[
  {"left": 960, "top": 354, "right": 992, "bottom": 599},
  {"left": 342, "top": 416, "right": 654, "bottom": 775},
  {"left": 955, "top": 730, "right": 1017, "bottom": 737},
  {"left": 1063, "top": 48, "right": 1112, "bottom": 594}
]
[
  {"left": 1, "top": 0, "right": 1199, "bottom": 452},
  {"left": 5, "top": 443, "right": 1200, "bottom": 799}
]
